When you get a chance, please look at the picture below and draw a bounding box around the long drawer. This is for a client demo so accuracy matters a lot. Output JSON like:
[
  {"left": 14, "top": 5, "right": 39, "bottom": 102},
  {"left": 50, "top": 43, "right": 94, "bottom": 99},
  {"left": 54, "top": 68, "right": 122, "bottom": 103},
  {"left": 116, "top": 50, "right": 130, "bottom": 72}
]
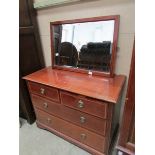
[
  {"left": 28, "top": 81, "right": 59, "bottom": 102},
  {"left": 31, "top": 94, "right": 107, "bottom": 136},
  {"left": 35, "top": 108, "right": 106, "bottom": 153},
  {"left": 60, "top": 91, "right": 108, "bottom": 119}
]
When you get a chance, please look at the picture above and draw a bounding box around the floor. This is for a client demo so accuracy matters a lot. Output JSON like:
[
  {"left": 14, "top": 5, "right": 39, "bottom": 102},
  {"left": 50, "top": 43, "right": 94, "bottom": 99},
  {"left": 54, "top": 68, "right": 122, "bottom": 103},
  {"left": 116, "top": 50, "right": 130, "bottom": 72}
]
[{"left": 19, "top": 119, "right": 117, "bottom": 155}]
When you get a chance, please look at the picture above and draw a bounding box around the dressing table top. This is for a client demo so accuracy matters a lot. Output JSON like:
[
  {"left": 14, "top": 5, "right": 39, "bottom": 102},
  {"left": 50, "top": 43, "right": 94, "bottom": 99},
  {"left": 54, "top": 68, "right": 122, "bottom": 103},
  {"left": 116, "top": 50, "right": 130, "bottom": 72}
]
[{"left": 24, "top": 67, "right": 125, "bottom": 103}]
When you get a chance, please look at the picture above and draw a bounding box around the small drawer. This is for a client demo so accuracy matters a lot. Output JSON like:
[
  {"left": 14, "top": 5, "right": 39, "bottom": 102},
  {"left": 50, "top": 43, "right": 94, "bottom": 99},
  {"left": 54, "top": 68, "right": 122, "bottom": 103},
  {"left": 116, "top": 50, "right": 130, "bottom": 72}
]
[
  {"left": 31, "top": 94, "right": 107, "bottom": 136},
  {"left": 35, "top": 108, "right": 106, "bottom": 153},
  {"left": 31, "top": 94, "right": 61, "bottom": 112},
  {"left": 60, "top": 91, "right": 108, "bottom": 119},
  {"left": 28, "top": 81, "right": 59, "bottom": 102}
]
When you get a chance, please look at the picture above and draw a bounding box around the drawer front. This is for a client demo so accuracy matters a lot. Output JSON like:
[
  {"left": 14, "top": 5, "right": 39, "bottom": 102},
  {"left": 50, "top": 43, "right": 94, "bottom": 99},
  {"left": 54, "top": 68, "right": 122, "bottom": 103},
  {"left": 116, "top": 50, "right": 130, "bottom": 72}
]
[
  {"left": 35, "top": 108, "right": 105, "bottom": 153},
  {"left": 31, "top": 94, "right": 107, "bottom": 136},
  {"left": 60, "top": 91, "right": 108, "bottom": 119},
  {"left": 28, "top": 81, "right": 59, "bottom": 102}
]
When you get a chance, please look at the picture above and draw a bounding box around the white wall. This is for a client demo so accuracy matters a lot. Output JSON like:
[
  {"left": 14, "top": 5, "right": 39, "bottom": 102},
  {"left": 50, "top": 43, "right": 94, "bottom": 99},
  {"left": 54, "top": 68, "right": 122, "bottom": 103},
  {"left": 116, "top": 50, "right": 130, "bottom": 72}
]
[{"left": 35, "top": 0, "right": 135, "bottom": 121}]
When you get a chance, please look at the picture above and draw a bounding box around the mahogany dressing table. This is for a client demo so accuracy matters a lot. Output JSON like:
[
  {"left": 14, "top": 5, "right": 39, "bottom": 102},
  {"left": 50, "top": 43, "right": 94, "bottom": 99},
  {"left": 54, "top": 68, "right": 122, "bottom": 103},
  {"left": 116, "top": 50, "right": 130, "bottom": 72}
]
[{"left": 24, "top": 15, "right": 126, "bottom": 155}]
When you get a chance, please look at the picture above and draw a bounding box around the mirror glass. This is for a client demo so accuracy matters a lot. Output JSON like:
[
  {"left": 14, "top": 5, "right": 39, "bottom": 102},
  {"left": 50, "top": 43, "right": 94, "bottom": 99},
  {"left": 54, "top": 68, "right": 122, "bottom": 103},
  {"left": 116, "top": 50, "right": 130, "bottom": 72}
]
[{"left": 53, "top": 20, "right": 115, "bottom": 72}]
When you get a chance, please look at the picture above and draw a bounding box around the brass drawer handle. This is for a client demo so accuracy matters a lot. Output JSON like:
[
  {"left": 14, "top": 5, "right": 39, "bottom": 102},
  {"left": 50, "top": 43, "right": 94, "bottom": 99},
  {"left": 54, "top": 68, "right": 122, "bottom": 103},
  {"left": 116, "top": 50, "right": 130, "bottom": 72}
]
[
  {"left": 40, "top": 88, "right": 45, "bottom": 95},
  {"left": 77, "top": 100, "right": 84, "bottom": 108},
  {"left": 80, "top": 116, "right": 86, "bottom": 123},
  {"left": 80, "top": 133, "right": 86, "bottom": 140},
  {"left": 47, "top": 118, "right": 51, "bottom": 124},
  {"left": 43, "top": 102, "right": 48, "bottom": 108}
]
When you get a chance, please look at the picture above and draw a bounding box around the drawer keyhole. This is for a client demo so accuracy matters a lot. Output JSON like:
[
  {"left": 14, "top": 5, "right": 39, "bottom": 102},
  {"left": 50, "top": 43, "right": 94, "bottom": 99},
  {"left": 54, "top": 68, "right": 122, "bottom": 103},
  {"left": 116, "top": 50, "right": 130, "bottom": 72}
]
[
  {"left": 80, "top": 116, "right": 86, "bottom": 123},
  {"left": 80, "top": 133, "right": 86, "bottom": 140},
  {"left": 40, "top": 88, "right": 45, "bottom": 95},
  {"left": 43, "top": 102, "right": 48, "bottom": 108},
  {"left": 77, "top": 100, "right": 84, "bottom": 108}
]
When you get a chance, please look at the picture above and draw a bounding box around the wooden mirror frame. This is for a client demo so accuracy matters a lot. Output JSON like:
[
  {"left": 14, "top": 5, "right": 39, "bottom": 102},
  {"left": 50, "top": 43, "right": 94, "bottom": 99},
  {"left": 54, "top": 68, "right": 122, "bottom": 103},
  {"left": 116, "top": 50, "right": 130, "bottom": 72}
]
[{"left": 50, "top": 15, "right": 120, "bottom": 77}]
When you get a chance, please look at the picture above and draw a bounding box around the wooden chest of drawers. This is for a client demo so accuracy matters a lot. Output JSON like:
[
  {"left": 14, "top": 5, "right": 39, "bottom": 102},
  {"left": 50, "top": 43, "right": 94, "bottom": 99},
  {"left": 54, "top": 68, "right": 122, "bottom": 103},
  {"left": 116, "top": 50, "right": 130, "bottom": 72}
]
[{"left": 24, "top": 67, "right": 125, "bottom": 155}]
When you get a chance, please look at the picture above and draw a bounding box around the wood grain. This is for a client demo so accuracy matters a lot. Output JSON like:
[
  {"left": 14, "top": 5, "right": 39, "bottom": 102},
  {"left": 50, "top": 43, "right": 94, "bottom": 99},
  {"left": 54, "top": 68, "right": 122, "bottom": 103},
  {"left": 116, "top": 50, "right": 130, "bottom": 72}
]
[
  {"left": 35, "top": 108, "right": 106, "bottom": 153},
  {"left": 23, "top": 67, "right": 126, "bottom": 103},
  {"left": 28, "top": 81, "right": 60, "bottom": 103},
  {"left": 60, "top": 91, "right": 108, "bottom": 119},
  {"left": 31, "top": 94, "right": 107, "bottom": 136},
  {"left": 19, "top": 0, "right": 45, "bottom": 124}
]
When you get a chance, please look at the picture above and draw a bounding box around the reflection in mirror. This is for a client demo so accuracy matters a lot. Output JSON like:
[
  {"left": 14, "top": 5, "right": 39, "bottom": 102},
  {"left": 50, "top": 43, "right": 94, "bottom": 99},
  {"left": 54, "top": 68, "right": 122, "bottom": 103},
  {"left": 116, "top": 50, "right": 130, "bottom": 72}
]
[{"left": 53, "top": 20, "right": 115, "bottom": 72}]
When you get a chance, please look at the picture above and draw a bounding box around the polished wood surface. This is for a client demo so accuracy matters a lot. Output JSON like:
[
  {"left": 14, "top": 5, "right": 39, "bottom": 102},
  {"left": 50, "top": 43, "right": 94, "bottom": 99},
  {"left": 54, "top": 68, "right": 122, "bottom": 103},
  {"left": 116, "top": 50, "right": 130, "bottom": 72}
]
[
  {"left": 22, "top": 10, "right": 125, "bottom": 154},
  {"left": 50, "top": 15, "right": 120, "bottom": 77},
  {"left": 60, "top": 91, "right": 108, "bottom": 119},
  {"left": 31, "top": 94, "right": 107, "bottom": 136},
  {"left": 24, "top": 67, "right": 125, "bottom": 154},
  {"left": 23, "top": 47, "right": 126, "bottom": 154},
  {"left": 24, "top": 67, "right": 125, "bottom": 103},
  {"left": 28, "top": 81, "right": 60, "bottom": 102},
  {"left": 117, "top": 41, "right": 135, "bottom": 155},
  {"left": 51, "top": 15, "right": 119, "bottom": 25},
  {"left": 35, "top": 108, "right": 106, "bottom": 153}
]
